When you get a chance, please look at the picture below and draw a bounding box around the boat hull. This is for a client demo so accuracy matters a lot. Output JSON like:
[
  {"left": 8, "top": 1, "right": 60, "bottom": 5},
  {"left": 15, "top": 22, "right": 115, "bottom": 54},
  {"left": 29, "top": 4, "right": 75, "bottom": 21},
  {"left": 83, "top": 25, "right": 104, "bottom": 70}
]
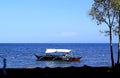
[{"left": 35, "top": 55, "right": 81, "bottom": 62}]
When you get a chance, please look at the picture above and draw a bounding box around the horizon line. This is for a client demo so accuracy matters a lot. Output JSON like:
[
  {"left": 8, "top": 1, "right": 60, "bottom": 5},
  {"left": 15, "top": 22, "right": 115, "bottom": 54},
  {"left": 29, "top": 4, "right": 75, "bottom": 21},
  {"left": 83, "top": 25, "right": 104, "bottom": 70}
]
[{"left": 0, "top": 42, "right": 118, "bottom": 44}]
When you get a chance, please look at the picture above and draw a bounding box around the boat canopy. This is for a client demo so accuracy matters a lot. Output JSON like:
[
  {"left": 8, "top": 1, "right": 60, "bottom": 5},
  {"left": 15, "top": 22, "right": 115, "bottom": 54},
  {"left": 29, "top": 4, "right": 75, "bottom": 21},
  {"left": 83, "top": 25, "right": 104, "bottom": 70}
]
[{"left": 45, "top": 49, "right": 71, "bottom": 53}]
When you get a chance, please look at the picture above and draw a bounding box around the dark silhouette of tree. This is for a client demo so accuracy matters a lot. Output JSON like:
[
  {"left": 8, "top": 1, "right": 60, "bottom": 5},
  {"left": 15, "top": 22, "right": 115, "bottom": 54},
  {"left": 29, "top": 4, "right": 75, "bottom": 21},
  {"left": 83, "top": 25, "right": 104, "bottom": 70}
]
[
  {"left": 111, "top": 0, "right": 120, "bottom": 66},
  {"left": 118, "top": 9, "right": 120, "bottom": 66},
  {"left": 89, "top": 0, "right": 118, "bottom": 68}
]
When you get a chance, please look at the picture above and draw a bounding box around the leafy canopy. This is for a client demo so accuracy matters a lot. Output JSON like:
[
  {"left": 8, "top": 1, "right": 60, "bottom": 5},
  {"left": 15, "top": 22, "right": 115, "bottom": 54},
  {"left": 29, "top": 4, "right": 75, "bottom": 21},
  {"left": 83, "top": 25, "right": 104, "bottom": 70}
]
[{"left": 89, "top": 0, "right": 117, "bottom": 26}]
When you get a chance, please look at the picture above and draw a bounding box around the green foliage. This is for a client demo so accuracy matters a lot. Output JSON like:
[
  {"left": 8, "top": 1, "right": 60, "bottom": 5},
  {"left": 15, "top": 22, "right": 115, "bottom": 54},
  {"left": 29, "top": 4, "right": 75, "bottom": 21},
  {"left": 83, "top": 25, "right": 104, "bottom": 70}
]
[
  {"left": 89, "top": 0, "right": 118, "bottom": 34},
  {"left": 111, "top": 0, "right": 120, "bottom": 10}
]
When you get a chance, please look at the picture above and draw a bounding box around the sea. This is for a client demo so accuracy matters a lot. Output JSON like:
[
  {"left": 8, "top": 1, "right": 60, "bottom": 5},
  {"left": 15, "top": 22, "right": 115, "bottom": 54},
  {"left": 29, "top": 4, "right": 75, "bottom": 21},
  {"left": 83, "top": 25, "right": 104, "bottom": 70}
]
[{"left": 0, "top": 43, "right": 118, "bottom": 68}]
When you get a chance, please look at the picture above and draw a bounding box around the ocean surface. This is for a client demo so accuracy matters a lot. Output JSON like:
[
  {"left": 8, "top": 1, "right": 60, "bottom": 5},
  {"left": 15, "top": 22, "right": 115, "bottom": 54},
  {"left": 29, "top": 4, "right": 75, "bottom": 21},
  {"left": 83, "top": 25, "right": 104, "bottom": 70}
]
[{"left": 0, "top": 43, "right": 118, "bottom": 68}]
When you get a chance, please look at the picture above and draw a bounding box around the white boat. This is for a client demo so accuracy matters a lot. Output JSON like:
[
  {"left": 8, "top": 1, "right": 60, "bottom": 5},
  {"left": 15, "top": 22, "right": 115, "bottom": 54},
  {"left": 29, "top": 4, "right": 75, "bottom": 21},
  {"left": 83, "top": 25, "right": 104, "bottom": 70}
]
[{"left": 35, "top": 49, "right": 82, "bottom": 62}]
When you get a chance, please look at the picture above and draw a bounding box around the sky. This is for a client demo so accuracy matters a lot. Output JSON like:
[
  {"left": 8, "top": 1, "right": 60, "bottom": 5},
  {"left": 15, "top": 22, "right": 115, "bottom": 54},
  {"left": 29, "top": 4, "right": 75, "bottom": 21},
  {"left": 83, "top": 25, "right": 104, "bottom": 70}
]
[{"left": 0, "top": 0, "right": 118, "bottom": 43}]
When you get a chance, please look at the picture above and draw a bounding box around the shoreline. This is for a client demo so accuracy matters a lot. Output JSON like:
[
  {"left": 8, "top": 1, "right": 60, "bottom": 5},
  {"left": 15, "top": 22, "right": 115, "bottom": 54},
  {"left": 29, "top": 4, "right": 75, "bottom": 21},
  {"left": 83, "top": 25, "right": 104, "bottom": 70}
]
[{"left": 0, "top": 65, "right": 119, "bottom": 78}]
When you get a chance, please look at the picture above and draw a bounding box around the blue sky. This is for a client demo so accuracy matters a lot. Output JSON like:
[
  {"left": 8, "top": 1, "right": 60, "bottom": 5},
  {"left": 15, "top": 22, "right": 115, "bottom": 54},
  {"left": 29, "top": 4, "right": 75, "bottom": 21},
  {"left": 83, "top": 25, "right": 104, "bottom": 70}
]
[{"left": 0, "top": 0, "right": 118, "bottom": 43}]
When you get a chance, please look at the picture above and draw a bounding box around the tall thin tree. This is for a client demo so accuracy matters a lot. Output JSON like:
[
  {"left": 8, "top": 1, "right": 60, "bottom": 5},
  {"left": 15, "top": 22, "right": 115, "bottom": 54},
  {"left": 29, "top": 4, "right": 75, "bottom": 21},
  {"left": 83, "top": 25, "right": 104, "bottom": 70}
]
[
  {"left": 111, "top": 0, "right": 120, "bottom": 66},
  {"left": 89, "top": 0, "right": 118, "bottom": 68}
]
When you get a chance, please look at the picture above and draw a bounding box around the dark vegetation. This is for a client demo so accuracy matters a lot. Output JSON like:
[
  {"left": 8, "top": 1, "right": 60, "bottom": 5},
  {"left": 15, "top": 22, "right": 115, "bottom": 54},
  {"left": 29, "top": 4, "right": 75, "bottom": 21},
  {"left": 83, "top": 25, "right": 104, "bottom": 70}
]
[{"left": 0, "top": 65, "right": 119, "bottom": 78}]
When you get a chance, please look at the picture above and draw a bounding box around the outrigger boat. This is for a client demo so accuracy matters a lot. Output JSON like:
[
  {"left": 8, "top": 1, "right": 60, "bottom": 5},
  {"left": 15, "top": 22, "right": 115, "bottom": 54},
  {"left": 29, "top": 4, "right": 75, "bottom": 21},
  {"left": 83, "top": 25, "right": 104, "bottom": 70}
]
[{"left": 35, "top": 49, "right": 81, "bottom": 62}]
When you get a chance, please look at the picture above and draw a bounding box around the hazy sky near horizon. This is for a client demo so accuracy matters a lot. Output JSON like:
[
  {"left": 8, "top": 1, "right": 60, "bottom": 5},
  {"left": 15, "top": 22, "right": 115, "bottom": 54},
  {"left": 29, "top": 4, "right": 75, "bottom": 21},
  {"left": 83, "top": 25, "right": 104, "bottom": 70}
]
[{"left": 0, "top": 0, "right": 118, "bottom": 43}]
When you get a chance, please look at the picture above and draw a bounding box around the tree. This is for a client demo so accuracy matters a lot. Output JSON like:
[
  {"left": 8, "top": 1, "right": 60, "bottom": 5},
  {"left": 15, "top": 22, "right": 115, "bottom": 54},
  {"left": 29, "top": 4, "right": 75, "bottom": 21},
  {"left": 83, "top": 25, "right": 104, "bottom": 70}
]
[
  {"left": 89, "top": 0, "right": 118, "bottom": 68},
  {"left": 111, "top": 0, "right": 120, "bottom": 65}
]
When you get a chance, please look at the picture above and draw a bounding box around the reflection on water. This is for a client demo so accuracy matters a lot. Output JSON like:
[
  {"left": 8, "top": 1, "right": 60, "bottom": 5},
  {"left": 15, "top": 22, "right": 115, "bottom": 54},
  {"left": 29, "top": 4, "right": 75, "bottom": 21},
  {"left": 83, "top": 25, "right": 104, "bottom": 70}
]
[{"left": 45, "top": 61, "right": 72, "bottom": 68}]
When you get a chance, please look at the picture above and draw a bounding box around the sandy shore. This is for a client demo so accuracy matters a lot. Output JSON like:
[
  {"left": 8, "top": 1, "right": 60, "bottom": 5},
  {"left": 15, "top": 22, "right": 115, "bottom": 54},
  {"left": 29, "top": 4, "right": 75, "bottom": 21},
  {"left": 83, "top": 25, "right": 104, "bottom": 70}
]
[{"left": 0, "top": 65, "right": 119, "bottom": 78}]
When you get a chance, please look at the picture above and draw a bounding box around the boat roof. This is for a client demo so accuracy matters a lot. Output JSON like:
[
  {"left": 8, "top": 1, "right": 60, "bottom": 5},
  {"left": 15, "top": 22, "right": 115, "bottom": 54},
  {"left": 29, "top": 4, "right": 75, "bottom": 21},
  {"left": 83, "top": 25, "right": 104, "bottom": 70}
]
[{"left": 45, "top": 49, "right": 71, "bottom": 53}]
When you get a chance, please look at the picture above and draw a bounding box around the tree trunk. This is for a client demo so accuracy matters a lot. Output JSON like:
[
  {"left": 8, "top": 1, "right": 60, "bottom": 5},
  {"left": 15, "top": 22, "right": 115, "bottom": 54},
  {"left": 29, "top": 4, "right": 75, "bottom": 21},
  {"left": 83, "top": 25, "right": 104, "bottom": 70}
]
[
  {"left": 117, "top": 11, "right": 120, "bottom": 64},
  {"left": 110, "top": 26, "right": 115, "bottom": 68}
]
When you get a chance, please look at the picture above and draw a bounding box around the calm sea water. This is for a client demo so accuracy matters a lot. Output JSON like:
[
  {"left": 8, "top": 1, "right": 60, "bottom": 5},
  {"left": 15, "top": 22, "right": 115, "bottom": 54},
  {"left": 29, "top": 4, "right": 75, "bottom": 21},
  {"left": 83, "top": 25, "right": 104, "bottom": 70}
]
[{"left": 0, "top": 43, "right": 118, "bottom": 68}]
